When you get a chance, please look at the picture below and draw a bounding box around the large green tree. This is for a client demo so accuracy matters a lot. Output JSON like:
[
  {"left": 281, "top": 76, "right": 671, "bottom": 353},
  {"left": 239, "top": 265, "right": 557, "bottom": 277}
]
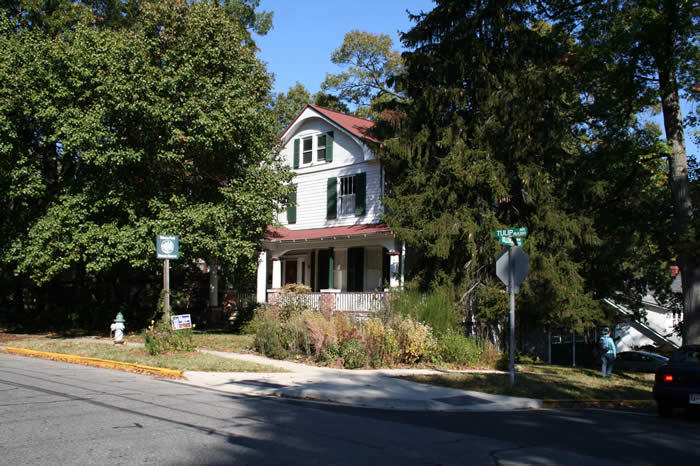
[
  {"left": 0, "top": 0, "right": 289, "bottom": 326},
  {"left": 1, "top": 0, "right": 271, "bottom": 34},
  {"left": 269, "top": 82, "right": 311, "bottom": 134},
  {"left": 538, "top": 0, "right": 699, "bottom": 343},
  {"left": 377, "top": 0, "right": 677, "bottom": 337},
  {"left": 321, "top": 30, "right": 405, "bottom": 118},
  {"left": 377, "top": 0, "right": 610, "bottom": 334}
]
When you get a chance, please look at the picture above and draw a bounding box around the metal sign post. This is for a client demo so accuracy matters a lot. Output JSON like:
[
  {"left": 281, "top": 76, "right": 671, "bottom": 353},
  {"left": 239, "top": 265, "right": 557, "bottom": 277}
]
[
  {"left": 163, "top": 258, "right": 170, "bottom": 318},
  {"left": 509, "top": 247, "right": 516, "bottom": 387},
  {"left": 156, "top": 235, "right": 179, "bottom": 319},
  {"left": 495, "top": 228, "right": 530, "bottom": 387}
]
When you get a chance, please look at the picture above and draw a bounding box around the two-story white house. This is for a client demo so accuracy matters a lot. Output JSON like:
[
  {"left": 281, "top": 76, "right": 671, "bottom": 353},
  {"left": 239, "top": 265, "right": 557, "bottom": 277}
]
[{"left": 255, "top": 105, "right": 405, "bottom": 310}]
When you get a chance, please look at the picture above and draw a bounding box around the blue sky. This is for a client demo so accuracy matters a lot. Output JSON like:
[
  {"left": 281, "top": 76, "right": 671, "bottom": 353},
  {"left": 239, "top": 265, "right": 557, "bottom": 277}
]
[
  {"left": 255, "top": 0, "right": 435, "bottom": 95},
  {"left": 254, "top": 0, "right": 696, "bottom": 159}
]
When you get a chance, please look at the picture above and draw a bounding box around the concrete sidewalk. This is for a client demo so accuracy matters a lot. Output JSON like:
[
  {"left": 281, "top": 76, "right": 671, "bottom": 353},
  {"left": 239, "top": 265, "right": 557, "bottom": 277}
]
[
  {"left": 181, "top": 350, "right": 543, "bottom": 412},
  {"left": 2, "top": 339, "right": 654, "bottom": 412}
]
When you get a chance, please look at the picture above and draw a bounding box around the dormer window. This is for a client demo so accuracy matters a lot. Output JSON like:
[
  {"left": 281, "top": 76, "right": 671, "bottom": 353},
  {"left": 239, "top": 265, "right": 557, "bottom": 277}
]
[
  {"left": 302, "top": 137, "right": 313, "bottom": 164},
  {"left": 293, "top": 131, "right": 334, "bottom": 168},
  {"left": 317, "top": 134, "right": 327, "bottom": 161}
]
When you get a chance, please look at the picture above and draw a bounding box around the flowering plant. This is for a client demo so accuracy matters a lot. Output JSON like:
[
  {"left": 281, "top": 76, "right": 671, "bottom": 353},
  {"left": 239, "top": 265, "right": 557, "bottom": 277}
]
[{"left": 144, "top": 315, "right": 196, "bottom": 355}]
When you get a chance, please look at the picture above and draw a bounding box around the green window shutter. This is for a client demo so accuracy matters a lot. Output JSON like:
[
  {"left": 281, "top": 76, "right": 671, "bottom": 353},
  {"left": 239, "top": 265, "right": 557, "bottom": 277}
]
[
  {"left": 325, "top": 131, "right": 333, "bottom": 162},
  {"left": 293, "top": 139, "right": 300, "bottom": 169},
  {"left": 287, "top": 189, "right": 297, "bottom": 224},
  {"left": 327, "top": 177, "right": 337, "bottom": 219},
  {"left": 354, "top": 172, "right": 366, "bottom": 216}
]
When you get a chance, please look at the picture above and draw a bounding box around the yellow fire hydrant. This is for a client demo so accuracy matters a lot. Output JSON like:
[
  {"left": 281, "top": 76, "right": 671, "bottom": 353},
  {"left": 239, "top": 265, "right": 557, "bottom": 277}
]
[{"left": 110, "top": 312, "right": 126, "bottom": 345}]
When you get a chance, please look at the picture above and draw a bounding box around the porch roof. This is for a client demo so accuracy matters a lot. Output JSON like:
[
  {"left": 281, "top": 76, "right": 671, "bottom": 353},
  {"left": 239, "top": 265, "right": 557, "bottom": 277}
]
[{"left": 264, "top": 223, "right": 393, "bottom": 243}]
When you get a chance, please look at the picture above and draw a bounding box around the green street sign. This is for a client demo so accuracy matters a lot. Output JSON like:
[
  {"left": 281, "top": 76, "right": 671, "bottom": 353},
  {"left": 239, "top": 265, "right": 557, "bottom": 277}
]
[
  {"left": 499, "top": 237, "right": 525, "bottom": 246},
  {"left": 494, "top": 227, "right": 528, "bottom": 238}
]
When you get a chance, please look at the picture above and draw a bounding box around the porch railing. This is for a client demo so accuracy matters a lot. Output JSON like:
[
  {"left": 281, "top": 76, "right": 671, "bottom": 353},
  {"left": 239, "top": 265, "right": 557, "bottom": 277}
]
[
  {"left": 266, "top": 291, "right": 387, "bottom": 314},
  {"left": 335, "top": 292, "right": 386, "bottom": 312},
  {"left": 277, "top": 292, "right": 322, "bottom": 309}
]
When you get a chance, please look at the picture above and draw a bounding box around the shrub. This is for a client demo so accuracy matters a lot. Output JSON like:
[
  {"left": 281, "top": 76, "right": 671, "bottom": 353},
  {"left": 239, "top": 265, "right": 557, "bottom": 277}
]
[
  {"left": 254, "top": 318, "right": 289, "bottom": 359},
  {"left": 144, "top": 315, "right": 196, "bottom": 356},
  {"left": 396, "top": 318, "right": 435, "bottom": 364},
  {"left": 252, "top": 298, "right": 316, "bottom": 360},
  {"left": 420, "top": 287, "right": 459, "bottom": 335},
  {"left": 338, "top": 335, "right": 368, "bottom": 369},
  {"left": 320, "top": 327, "right": 369, "bottom": 369},
  {"left": 285, "top": 311, "right": 312, "bottom": 358},
  {"left": 304, "top": 310, "right": 337, "bottom": 357},
  {"left": 389, "top": 289, "right": 422, "bottom": 320},
  {"left": 229, "top": 299, "right": 257, "bottom": 334},
  {"left": 333, "top": 312, "right": 354, "bottom": 341},
  {"left": 438, "top": 329, "right": 486, "bottom": 367},
  {"left": 387, "top": 287, "right": 460, "bottom": 336},
  {"left": 321, "top": 342, "right": 341, "bottom": 366},
  {"left": 363, "top": 318, "right": 400, "bottom": 367},
  {"left": 239, "top": 317, "right": 259, "bottom": 335}
]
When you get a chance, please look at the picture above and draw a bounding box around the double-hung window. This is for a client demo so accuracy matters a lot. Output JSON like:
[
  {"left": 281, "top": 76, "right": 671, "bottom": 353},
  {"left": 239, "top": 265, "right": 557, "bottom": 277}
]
[
  {"left": 327, "top": 172, "right": 366, "bottom": 219},
  {"left": 293, "top": 132, "right": 333, "bottom": 168},
  {"left": 317, "top": 134, "right": 327, "bottom": 161},
  {"left": 302, "top": 137, "right": 313, "bottom": 164},
  {"left": 339, "top": 176, "right": 356, "bottom": 217}
]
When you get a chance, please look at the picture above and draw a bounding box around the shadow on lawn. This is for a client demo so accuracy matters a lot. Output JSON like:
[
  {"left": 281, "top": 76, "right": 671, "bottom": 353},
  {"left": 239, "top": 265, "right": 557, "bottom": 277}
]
[{"left": 402, "top": 366, "right": 654, "bottom": 401}]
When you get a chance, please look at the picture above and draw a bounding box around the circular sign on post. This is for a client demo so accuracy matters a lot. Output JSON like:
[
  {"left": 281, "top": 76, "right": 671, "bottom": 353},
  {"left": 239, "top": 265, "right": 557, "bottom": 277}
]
[{"left": 156, "top": 235, "right": 179, "bottom": 260}]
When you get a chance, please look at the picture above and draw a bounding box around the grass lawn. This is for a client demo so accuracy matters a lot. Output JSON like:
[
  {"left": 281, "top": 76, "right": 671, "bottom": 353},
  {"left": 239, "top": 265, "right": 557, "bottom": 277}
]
[
  {"left": 7, "top": 338, "right": 284, "bottom": 373},
  {"left": 400, "top": 363, "right": 655, "bottom": 401},
  {"left": 116, "top": 331, "right": 255, "bottom": 352},
  {"left": 192, "top": 333, "right": 255, "bottom": 352}
]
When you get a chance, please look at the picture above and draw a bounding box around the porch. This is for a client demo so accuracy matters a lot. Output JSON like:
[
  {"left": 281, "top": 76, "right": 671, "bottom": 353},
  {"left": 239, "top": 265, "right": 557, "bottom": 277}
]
[
  {"left": 257, "top": 224, "right": 405, "bottom": 305},
  {"left": 266, "top": 289, "right": 388, "bottom": 314}
]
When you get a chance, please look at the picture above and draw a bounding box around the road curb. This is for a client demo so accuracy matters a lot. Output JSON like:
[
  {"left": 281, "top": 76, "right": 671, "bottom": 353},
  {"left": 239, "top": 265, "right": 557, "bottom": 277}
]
[
  {"left": 3, "top": 346, "right": 184, "bottom": 378},
  {"left": 542, "top": 399, "right": 654, "bottom": 409}
]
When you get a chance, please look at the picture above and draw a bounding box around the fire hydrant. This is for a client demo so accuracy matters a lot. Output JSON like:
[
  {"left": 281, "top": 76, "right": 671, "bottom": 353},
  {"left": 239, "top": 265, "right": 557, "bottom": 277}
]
[{"left": 110, "top": 312, "right": 126, "bottom": 344}]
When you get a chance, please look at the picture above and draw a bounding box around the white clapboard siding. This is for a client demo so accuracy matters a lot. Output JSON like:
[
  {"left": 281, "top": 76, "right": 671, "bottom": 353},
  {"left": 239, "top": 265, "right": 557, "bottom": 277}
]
[{"left": 278, "top": 114, "right": 383, "bottom": 230}]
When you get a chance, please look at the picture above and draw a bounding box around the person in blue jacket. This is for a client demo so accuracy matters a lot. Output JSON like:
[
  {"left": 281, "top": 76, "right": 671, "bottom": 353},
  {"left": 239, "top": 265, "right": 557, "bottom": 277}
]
[{"left": 599, "top": 327, "right": 616, "bottom": 377}]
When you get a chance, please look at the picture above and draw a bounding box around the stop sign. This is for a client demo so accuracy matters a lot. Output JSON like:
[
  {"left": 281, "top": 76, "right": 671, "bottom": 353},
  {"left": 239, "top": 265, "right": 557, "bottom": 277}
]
[{"left": 496, "top": 246, "right": 529, "bottom": 294}]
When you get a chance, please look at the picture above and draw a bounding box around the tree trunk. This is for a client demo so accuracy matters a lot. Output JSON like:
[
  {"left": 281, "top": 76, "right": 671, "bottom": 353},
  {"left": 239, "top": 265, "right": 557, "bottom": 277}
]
[{"left": 658, "top": 3, "right": 699, "bottom": 344}]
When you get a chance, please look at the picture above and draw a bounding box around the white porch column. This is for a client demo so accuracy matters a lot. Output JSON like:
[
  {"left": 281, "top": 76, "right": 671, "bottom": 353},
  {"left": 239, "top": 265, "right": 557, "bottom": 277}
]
[
  {"left": 256, "top": 250, "right": 267, "bottom": 303},
  {"left": 272, "top": 257, "right": 282, "bottom": 289},
  {"left": 388, "top": 251, "right": 401, "bottom": 288}
]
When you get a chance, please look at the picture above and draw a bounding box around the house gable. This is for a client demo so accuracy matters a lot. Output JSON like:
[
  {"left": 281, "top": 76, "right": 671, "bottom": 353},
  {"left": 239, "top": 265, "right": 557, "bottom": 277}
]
[
  {"left": 282, "top": 105, "right": 378, "bottom": 164},
  {"left": 278, "top": 105, "right": 384, "bottom": 231}
]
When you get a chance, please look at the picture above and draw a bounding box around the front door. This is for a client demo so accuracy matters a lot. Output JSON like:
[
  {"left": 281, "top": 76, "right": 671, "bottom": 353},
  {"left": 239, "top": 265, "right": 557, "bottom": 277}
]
[{"left": 284, "top": 260, "right": 297, "bottom": 285}]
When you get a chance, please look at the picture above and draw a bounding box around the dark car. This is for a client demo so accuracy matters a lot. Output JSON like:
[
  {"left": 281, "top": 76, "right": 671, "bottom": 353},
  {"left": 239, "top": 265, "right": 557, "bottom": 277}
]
[
  {"left": 615, "top": 351, "right": 668, "bottom": 373},
  {"left": 653, "top": 345, "right": 700, "bottom": 417}
]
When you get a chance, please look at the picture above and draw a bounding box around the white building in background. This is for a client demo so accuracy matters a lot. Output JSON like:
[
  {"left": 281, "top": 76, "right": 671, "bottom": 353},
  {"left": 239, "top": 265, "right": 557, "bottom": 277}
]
[
  {"left": 256, "top": 105, "right": 405, "bottom": 306},
  {"left": 605, "top": 271, "right": 684, "bottom": 351}
]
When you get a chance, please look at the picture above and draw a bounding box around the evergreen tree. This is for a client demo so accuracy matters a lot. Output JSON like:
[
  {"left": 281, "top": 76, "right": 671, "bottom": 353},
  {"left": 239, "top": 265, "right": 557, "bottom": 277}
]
[{"left": 377, "top": 0, "right": 609, "bottom": 332}]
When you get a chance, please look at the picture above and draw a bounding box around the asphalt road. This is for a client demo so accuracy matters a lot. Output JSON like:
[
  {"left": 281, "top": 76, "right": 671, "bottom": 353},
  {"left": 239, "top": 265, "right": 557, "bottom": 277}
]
[{"left": 1, "top": 353, "right": 698, "bottom": 465}]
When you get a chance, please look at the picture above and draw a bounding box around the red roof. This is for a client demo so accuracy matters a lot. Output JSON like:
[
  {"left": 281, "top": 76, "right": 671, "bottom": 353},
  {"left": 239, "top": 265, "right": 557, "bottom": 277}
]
[
  {"left": 265, "top": 224, "right": 393, "bottom": 242},
  {"left": 304, "top": 104, "right": 380, "bottom": 144}
]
